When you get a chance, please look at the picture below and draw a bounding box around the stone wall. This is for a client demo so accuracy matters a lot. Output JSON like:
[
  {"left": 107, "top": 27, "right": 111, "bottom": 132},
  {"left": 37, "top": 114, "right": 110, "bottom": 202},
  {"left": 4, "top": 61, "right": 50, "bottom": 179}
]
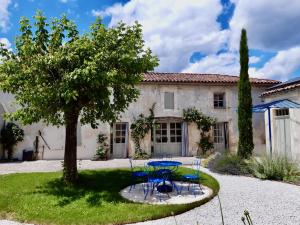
[{"left": 0, "top": 83, "right": 269, "bottom": 160}]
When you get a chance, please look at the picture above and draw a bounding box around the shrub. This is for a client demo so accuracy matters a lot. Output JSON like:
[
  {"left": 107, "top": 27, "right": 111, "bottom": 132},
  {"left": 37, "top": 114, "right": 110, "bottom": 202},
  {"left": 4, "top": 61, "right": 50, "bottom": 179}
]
[
  {"left": 250, "top": 156, "right": 300, "bottom": 183},
  {"left": 94, "top": 134, "right": 109, "bottom": 160},
  {"left": 210, "top": 153, "right": 250, "bottom": 175},
  {"left": 197, "top": 134, "right": 214, "bottom": 155},
  {"left": 132, "top": 151, "right": 150, "bottom": 160},
  {"left": 201, "top": 152, "right": 219, "bottom": 168},
  {"left": 0, "top": 122, "right": 24, "bottom": 160},
  {"left": 183, "top": 107, "right": 216, "bottom": 155},
  {"left": 130, "top": 104, "right": 156, "bottom": 154}
]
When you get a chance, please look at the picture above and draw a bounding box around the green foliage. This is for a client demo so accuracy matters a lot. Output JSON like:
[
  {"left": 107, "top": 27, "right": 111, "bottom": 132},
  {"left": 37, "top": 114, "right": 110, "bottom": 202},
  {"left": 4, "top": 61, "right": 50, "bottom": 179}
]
[
  {"left": 0, "top": 122, "right": 24, "bottom": 160},
  {"left": 132, "top": 151, "right": 150, "bottom": 159},
  {"left": 183, "top": 107, "right": 216, "bottom": 154},
  {"left": 0, "top": 168, "right": 219, "bottom": 225},
  {"left": 0, "top": 11, "right": 158, "bottom": 181},
  {"left": 237, "top": 29, "right": 254, "bottom": 159},
  {"left": 130, "top": 103, "right": 156, "bottom": 153},
  {"left": 211, "top": 153, "right": 250, "bottom": 175},
  {"left": 0, "top": 11, "right": 158, "bottom": 126},
  {"left": 95, "top": 134, "right": 109, "bottom": 160},
  {"left": 250, "top": 156, "right": 300, "bottom": 183},
  {"left": 198, "top": 134, "right": 214, "bottom": 155}
]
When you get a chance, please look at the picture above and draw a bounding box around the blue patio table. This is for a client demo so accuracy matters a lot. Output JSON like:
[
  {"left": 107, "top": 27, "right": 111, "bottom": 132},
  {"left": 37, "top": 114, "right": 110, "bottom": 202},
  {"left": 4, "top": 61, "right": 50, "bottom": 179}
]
[
  {"left": 147, "top": 160, "right": 182, "bottom": 170},
  {"left": 146, "top": 160, "right": 182, "bottom": 194}
]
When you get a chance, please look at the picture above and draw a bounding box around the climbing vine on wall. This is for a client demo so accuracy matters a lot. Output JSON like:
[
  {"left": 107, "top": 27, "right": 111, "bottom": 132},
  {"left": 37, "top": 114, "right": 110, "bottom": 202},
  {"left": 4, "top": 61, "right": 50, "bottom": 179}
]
[
  {"left": 183, "top": 107, "right": 216, "bottom": 155},
  {"left": 130, "top": 104, "right": 156, "bottom": 155}
]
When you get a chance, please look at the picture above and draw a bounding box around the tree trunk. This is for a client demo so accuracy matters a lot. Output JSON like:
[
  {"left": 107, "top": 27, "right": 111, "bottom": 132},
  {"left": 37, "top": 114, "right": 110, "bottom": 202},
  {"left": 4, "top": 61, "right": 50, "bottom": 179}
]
[
  {"left": 1, "top": 147, "right": 5, "bottom": 160},
  {"left": 63, "top": 111, "right": 79, "bottom": 183},
  {"left": 7, "top": 147, "right": 13, "bottom": 160}
]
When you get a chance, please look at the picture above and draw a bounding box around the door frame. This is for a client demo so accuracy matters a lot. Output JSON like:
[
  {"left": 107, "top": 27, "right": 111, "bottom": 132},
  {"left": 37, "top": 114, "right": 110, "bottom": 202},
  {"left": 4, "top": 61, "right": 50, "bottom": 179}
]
[
  {"left": 111, "top": 122, "right": 129, "bottom": 158},
  {"left": 152, "top": 118, "right": 183, "bottom": 157}
]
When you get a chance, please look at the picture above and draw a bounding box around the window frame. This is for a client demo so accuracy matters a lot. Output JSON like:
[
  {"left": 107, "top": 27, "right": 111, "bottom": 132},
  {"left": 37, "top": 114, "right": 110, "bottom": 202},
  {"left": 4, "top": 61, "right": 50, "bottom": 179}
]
[
  {"left": 164, "top": 92, "right": 175, "bottom": 110},
  {"left": 170, "top": 122, "right": 182, "bottom": 143},
  {"left": 155, "top": 122, "right": 168, "bottom": 143},
  {"left": 114, "top": 123, "right": 126, "bottom": 143},
  {"left": 275, "top": 108, "right": 289, "bottom": 118},
  {"left": 213, "top": 123, "right": 224, "bottom": 143},
  {"left": 213, "top": 92, "right": 226, "bottom": 109}
]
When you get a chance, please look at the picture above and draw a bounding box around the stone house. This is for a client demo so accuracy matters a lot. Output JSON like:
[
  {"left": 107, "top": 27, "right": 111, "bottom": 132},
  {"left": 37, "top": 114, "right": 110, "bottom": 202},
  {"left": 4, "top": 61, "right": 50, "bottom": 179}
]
[
  {"left": 260, "top": 77, "right": 300, "bottom": 161},
  {"left": 0, "top": 72, "right": 279, "bottom": 160}
]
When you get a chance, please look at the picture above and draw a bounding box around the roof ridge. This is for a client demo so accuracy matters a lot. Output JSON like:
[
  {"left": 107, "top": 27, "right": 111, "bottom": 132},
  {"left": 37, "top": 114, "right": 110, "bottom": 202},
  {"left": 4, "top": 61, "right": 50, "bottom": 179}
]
[{"left": 144, "top": 72, "right": 279, "bottom": 82}]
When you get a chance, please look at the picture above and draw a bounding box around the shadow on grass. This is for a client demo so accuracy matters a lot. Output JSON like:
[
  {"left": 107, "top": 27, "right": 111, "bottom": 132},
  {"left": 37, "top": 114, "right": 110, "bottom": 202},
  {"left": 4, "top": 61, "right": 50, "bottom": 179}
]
[{"left": 35, "top": 169, "right": 133, "bottom": 207}]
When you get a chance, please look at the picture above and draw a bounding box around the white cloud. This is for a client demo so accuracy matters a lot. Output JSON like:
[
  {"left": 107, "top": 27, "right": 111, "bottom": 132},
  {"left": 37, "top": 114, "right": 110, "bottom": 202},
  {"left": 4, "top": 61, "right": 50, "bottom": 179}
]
[
  {"left": 183, "top": 52, "right": 240, "bottom": 75},
  {"left": 98, "top": 0, "right": 228, "bottom": 72},
  {"left": 255, "top": 46, "right": 300, "bottom": 80},
  {"left": 183, "top": 47, "right": 300, "bottom": 81},
  {"left": 0, "top": 37, "right": 11, "bottom": 49},
  {"left": 0, "top": 0, "right": 11, "bottom": 32},
  {"left": 229, "top": 0, "right": 300, "bottom": 51},
  {"left": 91, "top": 9, "right": 102, "bottom": 17},
  {"left": 94, "top": 0, "right": 300, "bottom": 81},
  {"left": 249, "top": 56, "right": 260, "bottom": 64}
]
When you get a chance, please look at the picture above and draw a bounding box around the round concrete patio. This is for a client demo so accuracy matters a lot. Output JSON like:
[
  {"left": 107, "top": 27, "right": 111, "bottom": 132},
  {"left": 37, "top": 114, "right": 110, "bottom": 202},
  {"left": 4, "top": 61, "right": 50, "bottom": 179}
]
[{"left": 120, "top": 182, "right": 213, "bottom": 205}]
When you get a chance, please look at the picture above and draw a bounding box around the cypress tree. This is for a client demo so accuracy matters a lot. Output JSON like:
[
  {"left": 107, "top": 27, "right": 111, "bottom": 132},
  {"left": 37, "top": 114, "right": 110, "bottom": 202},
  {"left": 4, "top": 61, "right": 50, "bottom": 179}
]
[{"left": 237, "top": 29, "right": 254, "bottom": 158}]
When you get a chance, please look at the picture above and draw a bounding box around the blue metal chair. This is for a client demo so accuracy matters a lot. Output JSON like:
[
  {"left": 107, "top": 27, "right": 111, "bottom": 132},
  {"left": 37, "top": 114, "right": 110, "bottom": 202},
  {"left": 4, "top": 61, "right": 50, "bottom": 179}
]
[
  {"left": 143, "top": 167, "right": 179, "bottom": 200},
  {"left": 143, "top": 169, "right": 165, "bottom": 200},
  {"left": 129, "top": 158, "right": 148, "bottom": 192},
  {"left": 181, "top": 159, "right": 203, "bottom": 196}
]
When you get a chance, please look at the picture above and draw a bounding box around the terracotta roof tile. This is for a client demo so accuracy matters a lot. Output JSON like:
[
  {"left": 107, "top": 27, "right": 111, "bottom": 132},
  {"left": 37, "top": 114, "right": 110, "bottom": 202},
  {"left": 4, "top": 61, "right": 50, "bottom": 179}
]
[{"left": 142, "top": 72, "right": 279, "bottom": 86}]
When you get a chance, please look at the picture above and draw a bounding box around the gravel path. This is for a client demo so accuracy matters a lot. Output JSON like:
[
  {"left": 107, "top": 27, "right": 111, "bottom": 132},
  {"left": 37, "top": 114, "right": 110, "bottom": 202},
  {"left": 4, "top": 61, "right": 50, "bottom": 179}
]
[
  {"left": 132, "top": 167, "right": 300, "bottom": 225},
  {"left": 1, "top": 159, "right": 300, "bottom": 225}
]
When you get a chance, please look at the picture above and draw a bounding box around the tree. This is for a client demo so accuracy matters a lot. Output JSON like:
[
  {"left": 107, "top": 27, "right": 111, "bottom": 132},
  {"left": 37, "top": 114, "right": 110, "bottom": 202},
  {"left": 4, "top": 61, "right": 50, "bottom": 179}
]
[
  {"left": 0, "top": 122, "right": 24, "bottom": 160},
  {"left": 237, "top": 29, "right": 254, "bottom": 158},
  {"left": 0, "top": 11, "right": 158, "bottom": 183}
]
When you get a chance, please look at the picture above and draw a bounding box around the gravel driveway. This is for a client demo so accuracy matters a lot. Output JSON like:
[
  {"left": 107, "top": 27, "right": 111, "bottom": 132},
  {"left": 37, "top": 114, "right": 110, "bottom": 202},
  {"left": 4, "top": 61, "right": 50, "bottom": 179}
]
[{"left": 0, "top": 159, "right": 300, "bottom": 225}]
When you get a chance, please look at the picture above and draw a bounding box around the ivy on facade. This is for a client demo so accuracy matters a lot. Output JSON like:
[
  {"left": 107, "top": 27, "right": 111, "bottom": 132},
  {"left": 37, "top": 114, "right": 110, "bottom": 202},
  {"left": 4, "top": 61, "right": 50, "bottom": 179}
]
[
  {"left": 130, "top": 104, "right": 156, "bottom": 155},
  {"left": 183, "top": 107, "right": 216, "bottom": 155}
]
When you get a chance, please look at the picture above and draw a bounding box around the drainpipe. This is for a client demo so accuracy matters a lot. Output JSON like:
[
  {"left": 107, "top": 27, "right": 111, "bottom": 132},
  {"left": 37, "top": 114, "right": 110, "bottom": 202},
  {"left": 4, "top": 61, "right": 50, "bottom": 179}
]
[{"left": 267, "top": 107, "right": 272, "bottom": 156}]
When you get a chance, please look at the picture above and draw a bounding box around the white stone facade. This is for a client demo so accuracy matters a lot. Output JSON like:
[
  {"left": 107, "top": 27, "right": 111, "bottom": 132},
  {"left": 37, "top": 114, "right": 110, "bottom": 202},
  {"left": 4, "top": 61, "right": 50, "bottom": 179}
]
[{"left": 0, "top": 81, "right": 272, "bottom": 160}]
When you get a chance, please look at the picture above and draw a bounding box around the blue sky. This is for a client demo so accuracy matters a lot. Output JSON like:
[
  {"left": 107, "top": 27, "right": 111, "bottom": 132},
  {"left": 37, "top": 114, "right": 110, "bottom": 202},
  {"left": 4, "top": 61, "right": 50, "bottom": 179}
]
[{"left": 1, "top": 0, "right": 300, "bottom": 81}]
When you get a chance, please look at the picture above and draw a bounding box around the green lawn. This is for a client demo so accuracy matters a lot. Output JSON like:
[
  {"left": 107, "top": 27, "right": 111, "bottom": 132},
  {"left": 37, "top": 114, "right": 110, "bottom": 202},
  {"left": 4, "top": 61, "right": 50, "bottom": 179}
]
[{"left": 0, "top": 168, "right": 219, "bottom": 225}]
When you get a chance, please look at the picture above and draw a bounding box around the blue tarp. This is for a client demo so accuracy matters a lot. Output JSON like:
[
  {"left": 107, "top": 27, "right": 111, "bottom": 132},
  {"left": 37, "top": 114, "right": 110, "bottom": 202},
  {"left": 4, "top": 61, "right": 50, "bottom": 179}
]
[{"left": 252, "top": 99, "right": 300, "bottom": 112}]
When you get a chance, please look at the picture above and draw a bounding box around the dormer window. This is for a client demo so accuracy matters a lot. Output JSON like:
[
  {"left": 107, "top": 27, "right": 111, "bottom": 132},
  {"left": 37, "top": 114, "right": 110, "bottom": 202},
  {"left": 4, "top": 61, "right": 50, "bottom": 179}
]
[
  {"left": 164, "top": 92, "right": 174, "bottom": 109},
  {"left": 214, "top": 93, "right": 225, "bottom": 108}
]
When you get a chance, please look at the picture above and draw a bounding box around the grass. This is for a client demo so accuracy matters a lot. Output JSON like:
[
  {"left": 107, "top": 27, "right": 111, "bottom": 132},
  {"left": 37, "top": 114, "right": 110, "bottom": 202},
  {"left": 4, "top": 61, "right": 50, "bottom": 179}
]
[{"left": 0, "top": 168, "right": 219, "bottom": 225}]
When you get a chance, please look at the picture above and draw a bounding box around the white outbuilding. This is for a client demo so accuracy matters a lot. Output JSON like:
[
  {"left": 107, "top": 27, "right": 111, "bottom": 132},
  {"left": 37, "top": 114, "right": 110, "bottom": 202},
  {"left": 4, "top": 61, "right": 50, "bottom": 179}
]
[{"left": 257, "top": 77, "right": 300, "bottom": 161}]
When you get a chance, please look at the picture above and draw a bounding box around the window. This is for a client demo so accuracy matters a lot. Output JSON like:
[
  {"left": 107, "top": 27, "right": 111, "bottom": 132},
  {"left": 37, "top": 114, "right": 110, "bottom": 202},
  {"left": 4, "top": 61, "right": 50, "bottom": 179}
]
[
  {"left": 213, "top": 123, "right": 224, "bottom": 143},
  {"left": 164, "top": 92, "right": 174, "bottom": 109},
  {"left": 214, "top": 93, "right": 225, "bottom": 108},
  {"left": 275, "top": 108, "right": 289, "bottom": 117},
  {"left": 170, "top": 122, "right": 182, "bottom": 142},
  {"left": 114, "top": 123, "right": 126, "bottom": 143},
  {"left": 155, "top": 123, "right": 168, "bottom": 143}
]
